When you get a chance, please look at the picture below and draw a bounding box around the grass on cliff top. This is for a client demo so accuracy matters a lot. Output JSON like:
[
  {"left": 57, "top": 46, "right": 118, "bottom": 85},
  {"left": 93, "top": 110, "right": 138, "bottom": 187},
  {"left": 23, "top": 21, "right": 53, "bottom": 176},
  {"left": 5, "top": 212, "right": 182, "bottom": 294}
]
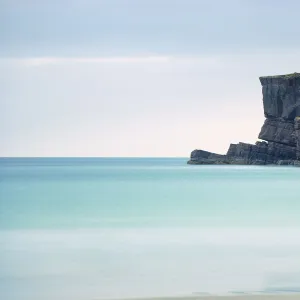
[{"left": 260, "top": 72, "right": 300, "bottom": 79}]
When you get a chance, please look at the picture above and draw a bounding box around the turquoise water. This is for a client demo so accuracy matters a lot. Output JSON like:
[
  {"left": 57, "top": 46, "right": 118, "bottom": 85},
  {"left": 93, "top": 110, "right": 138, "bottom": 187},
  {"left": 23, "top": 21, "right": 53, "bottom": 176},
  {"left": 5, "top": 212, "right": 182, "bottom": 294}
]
[{"left": 1, "top": 158, "right": 300, "bottom": 299}]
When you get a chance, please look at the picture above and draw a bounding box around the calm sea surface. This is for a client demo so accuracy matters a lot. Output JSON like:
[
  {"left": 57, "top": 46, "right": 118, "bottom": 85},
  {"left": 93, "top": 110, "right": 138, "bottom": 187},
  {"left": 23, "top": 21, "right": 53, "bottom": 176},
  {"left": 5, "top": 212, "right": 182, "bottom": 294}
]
[{"left": 1, "top": 158, "right": 300, "bottom": 300}]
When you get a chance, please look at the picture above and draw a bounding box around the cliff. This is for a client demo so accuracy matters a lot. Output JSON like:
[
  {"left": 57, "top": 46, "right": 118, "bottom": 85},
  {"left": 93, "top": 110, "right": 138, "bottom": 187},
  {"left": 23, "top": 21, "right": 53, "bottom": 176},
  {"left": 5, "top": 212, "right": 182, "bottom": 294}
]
[{"left": 188, "top": 72, "right": 300, "bottom": 166}]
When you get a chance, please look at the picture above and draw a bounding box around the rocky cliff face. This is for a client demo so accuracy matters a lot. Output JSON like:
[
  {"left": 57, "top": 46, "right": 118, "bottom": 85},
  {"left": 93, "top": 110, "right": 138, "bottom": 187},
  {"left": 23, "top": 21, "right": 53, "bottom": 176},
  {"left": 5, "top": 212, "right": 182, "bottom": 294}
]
[{"left": 188, "top": 72, "right": 300, "bottom": 166}]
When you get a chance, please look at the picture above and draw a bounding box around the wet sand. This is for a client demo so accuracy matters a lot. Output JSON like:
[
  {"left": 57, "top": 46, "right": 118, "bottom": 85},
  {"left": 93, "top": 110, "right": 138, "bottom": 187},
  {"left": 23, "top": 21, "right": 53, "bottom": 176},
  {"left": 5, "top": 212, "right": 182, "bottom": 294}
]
[{"left": 112, "top": 295, "right": 300, "bottom": 300}]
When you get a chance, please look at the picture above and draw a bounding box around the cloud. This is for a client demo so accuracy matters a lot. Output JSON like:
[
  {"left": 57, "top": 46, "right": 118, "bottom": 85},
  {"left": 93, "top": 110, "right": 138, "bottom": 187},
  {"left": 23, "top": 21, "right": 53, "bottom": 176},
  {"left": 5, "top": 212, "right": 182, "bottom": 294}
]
[
  {"left": 0, "top": 55, "right": 220, "bottom": 67},
  {"left": 5, "top": 56, "right": 171, "bottom": 66}
]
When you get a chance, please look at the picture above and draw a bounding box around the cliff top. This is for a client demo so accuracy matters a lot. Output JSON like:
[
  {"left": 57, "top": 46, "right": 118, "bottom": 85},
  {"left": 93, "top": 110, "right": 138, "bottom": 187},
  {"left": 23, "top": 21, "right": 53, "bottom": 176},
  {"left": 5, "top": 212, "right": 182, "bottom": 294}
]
[{"left": 260, "top": 72, "right": 300, "bottom": 80}]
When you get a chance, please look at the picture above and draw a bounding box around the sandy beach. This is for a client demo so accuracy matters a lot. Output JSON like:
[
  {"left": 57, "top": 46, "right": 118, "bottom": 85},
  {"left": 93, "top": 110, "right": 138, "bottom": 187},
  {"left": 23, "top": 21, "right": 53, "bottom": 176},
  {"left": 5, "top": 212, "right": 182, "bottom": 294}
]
[{"left": 113, "top": 296, "right": 300, "bottom": 300}]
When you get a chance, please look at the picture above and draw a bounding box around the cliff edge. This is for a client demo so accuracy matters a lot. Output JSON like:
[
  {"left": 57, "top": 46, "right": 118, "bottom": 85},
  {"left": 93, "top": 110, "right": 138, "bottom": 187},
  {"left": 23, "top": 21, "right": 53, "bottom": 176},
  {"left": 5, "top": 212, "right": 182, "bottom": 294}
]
[{"left": 188, "top": 72, "right": 300, "bottom": 166}]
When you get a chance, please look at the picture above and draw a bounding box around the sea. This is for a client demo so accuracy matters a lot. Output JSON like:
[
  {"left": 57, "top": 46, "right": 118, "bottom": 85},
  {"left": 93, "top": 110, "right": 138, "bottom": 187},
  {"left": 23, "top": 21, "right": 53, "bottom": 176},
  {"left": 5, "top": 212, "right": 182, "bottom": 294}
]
[{"left": 1, "top": 157, "right": 300, "bottom": 300}]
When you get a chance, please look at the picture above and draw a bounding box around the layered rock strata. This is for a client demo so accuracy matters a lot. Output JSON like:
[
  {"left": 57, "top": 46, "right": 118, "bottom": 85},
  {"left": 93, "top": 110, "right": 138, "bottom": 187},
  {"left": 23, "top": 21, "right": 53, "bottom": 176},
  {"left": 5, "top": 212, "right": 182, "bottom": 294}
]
[{"left": 188, "top": 73, "right": 300, "bottom": 166}]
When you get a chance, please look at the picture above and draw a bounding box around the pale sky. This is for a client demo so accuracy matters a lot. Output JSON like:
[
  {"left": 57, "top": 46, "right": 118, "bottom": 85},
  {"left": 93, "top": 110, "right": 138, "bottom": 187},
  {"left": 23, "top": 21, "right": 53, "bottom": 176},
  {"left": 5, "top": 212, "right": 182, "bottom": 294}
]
[{"left": 1, "top": 0, "right": 299, "bottom": 157}]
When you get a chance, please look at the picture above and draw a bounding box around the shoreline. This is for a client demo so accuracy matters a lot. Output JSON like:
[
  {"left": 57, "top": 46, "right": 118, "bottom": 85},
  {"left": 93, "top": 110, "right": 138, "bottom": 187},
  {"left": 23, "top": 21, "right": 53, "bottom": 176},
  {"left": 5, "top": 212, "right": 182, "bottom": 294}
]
[{"left": 105, "top": 295, "right": 300, "bottom": 300}]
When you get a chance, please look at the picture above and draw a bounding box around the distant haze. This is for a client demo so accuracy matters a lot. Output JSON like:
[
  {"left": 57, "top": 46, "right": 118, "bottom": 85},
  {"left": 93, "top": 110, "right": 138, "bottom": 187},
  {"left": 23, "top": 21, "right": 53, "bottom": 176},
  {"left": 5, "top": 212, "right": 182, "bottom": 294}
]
[{"left": 1, "top": 0, "right": 299, "bottom": 157}]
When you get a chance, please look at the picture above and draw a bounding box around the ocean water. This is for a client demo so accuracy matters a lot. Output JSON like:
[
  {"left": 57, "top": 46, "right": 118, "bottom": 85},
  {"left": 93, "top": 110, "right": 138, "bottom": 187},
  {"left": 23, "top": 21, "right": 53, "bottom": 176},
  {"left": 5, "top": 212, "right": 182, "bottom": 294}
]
[{"left": 1, "top": 158, "right": 300, "bottom": 300}]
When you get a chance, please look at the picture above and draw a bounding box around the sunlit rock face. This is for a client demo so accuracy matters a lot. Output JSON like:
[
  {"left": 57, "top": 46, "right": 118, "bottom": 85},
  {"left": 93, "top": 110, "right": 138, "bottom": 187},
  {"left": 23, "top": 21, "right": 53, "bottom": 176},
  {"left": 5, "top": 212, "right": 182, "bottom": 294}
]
[{"left": 188, "top": 73, "right": 300, "bottom": 166}]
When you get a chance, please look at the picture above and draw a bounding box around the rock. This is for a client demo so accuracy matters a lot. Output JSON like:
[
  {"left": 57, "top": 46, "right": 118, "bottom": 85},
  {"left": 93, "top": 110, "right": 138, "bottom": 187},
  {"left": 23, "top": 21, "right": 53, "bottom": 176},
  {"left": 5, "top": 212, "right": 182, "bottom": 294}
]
[
  {"left": 258, "top": 118, "right": 295, "bottom": 146},
  {"left": 294, "top": 117, "right": 300, "bottom": 159},
  {"left": 226, "top": 142, "right": 269, "bottom": 165},
  {"left": 259, "top": 73, "right": 300, "bottom": 119},
  {"left": 277, "top": 160, "right": 295, "bottom": 166},
  {"left": 188, "top": 73, "right": 300, "bottom": 166},
  {"left": 188, "top": 150, "right": 228, "bottom": 165}
]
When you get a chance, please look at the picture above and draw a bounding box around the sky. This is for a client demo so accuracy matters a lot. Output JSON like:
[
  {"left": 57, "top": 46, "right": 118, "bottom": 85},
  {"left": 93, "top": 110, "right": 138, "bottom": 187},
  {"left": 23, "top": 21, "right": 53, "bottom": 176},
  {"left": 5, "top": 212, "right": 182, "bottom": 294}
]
[{"left": 1, "top": 0, "right": 299, "bottom": 157}]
